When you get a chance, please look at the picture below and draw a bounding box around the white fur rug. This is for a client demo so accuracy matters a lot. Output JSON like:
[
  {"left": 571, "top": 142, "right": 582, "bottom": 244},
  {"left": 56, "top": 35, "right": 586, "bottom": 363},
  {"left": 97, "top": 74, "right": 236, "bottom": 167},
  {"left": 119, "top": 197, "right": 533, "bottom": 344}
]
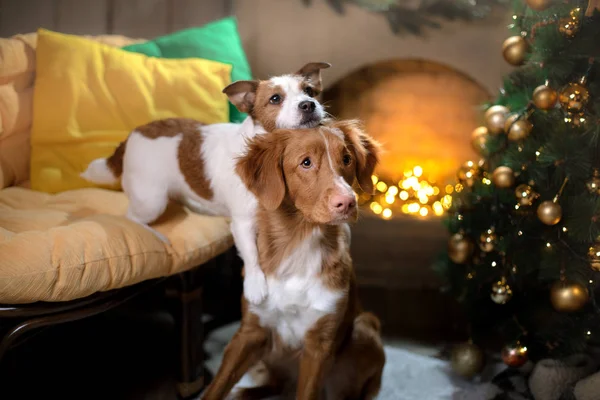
[{"left": 204, "top": 323, "right": 505, "bottom": 400}]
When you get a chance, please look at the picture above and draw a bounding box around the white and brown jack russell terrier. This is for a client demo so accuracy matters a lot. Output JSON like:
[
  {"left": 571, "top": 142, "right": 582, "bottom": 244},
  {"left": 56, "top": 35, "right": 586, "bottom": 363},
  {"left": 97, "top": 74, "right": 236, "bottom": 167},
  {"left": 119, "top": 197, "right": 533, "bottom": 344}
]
[
  {"left": 202, "top": 121, "right": 385, "bottom": 400},
  {"left": 81, "top": 63, "right": 331, "bottom": 305}
]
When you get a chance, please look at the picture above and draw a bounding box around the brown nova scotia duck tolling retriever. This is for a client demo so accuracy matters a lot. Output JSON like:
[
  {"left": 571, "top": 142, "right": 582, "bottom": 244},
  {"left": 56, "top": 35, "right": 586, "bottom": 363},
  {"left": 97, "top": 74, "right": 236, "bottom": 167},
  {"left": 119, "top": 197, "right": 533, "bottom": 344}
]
[{"left": 201, "top": 120, "right": 386, "bottom": 400}]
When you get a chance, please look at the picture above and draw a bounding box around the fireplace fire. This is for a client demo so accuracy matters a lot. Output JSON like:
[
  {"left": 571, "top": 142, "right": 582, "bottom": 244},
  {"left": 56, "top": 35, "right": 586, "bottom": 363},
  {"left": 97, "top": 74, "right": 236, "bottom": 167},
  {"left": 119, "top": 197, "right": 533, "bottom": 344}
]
[{"left": 323, "top": 59, "right": 491, "bottom": 219}]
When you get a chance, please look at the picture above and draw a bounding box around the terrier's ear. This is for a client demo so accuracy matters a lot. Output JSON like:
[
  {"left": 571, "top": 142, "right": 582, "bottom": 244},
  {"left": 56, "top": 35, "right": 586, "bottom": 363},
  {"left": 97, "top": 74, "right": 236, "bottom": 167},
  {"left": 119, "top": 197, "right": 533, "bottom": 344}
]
[
  {"left": 236, "top": 133, "right": 286, "bottom": 211},
  {"left": 223, "top": 80, "right": 259, "bottom": 113},
  {"left": 295, "top": 62, "right": 331, "bottom": 92},
  {"left": 335, "top": 120, "right": 381, "bottom": 194}
]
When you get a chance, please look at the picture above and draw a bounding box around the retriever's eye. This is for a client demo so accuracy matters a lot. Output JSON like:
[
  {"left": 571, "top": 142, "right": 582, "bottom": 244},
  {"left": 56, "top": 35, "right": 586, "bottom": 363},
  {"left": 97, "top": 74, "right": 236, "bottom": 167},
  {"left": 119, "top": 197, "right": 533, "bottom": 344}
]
[
  {"left": 304, "top": 87, "right": 314, "bottom": 97},
  {"left": 269, "top": 94, "right": 282, "bottom": 104},
  {"left": 343, "top": 154, "right": 352, "bottom": 166},
  {"left": 301, "top": 157, "right": 312, "bottom": 168}
]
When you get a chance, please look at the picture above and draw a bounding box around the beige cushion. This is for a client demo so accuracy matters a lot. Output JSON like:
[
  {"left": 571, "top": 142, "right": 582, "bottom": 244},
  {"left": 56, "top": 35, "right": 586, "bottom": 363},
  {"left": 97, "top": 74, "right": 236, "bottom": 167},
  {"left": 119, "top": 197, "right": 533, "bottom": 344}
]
[{"left": 0, "top": 187, "right": 233, "bottom": 303}]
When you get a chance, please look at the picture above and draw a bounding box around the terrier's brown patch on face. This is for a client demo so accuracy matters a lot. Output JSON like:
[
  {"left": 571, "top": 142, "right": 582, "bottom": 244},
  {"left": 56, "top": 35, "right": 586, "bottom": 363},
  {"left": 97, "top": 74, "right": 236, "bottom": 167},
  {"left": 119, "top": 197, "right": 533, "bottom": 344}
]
[
  {"left": 251, "top": 82, "right": 284, "bottom": 132},
  {"left": 300, "top": 80, "right": 320, "bottom": 98}
]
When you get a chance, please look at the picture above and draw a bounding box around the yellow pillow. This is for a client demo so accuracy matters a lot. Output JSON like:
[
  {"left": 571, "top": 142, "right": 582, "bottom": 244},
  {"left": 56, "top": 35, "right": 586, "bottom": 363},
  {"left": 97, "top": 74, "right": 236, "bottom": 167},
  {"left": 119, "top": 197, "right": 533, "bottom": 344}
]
[{"left": 31, "top": 29, "right": 232, "bottom": 193}]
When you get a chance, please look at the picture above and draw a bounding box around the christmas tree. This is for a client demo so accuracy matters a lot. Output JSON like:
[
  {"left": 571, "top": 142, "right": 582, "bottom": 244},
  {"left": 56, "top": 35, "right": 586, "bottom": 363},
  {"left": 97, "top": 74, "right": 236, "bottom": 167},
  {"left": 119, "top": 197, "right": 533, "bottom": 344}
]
[{"left": 435, "top": 0, "right": 600, "bottom": 377}]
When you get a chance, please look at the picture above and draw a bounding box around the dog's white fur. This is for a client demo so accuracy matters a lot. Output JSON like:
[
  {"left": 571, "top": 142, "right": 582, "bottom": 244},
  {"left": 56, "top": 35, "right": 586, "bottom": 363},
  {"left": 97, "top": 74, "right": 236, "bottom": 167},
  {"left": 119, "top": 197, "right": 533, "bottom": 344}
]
[
  {"left": 81, "top": 73, "right": 327, "bottom": 304},
  {"left": 249, "top": 227, "right": 345, "bottom": 349}
]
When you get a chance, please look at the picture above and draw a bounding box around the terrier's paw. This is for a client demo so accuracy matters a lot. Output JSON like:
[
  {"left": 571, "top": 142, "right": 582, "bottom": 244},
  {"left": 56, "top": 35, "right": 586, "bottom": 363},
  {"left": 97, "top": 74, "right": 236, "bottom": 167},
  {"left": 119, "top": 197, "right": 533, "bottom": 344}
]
[{"left": 244, "top": 272, "right": 268, "bottom": 304}]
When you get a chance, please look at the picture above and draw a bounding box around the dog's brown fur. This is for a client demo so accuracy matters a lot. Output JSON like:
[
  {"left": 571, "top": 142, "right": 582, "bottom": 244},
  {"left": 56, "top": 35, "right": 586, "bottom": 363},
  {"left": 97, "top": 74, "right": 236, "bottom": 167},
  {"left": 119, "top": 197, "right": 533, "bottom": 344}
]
[{"left": 202, "top": 122, "right": 385, "bottom": 400}]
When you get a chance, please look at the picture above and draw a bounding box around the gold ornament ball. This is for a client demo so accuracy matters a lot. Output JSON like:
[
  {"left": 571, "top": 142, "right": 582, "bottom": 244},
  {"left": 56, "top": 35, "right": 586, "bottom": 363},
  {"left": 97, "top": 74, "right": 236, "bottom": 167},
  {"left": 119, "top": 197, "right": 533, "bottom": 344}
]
[
  {"left": 451, "top": 342, "right": 485, "bottom": 379},
  {"left": 479, "top": 229, "right": 497, "bottom": 252},
  {"left": 550, "top": 280, "right": 589, "bottom": 312},
  {"left": 533, "top": 85, "right": 558, "bottom": 110},
  {"left": 588, "top": 242, "right": 600, "bottom": 271},
  {"left": 448, "top": 233, "right": 474, "bottom": 264},
  {"left": 504, "top": 114, "right": 533, "bottom": 142},
  {"left": 492, "top": 166, "right": 515, "bottom": 188},
  {"left": 525, "top": 0, "right": 552, "bottom": 11},
  {"left": 565, "top": 112, "right": 588, "bottom": 128},
  {"left": 515, "top": 184, "right": 538, "bottom": 206},
  {"left": 491, "top": 279, "right": 513, "bottom": 304},
  {"left": 537, "top": 200, "right": 562, "bottom": 225},
  {"left": 457, "top": 161, "right": 479, "bottom": 187},
  {"left": 502, "top": 36, "right": 528, "bottom": 66},
  {"left": 471, "top": 126, "right": 490, "bottom": 156},
  {"left": 558, "top": 17, "right": 580, "bottom": 39},
  {"left": 501, "top": 342, "right": 529, "bottom": 368},
  {"left": 586, "top": 170, "right": 600, "bottom": 195},
  {"left": 485, "top": 105, "right": 510, "bottom": 135},
  {"left": 559, "top": 83, "right": 590, "bottom": 113}
]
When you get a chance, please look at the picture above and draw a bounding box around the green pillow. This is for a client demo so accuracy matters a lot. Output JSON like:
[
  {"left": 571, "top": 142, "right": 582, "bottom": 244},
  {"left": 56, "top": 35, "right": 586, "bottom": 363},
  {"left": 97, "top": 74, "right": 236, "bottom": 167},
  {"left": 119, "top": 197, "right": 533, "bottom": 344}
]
[{"left": 122, "top": 17, "right": 252, "bottom": 123}]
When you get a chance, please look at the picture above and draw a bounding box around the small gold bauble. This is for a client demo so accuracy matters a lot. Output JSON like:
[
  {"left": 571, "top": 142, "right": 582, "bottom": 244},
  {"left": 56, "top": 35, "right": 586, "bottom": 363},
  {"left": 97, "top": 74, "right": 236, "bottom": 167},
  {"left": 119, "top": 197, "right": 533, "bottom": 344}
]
[
  {"left": 586, "top": 170, "right": 600, "bottom": 195},
  {"left": 515, "top": 184, "right": 539, "bottom": 206},
  {"left": 504, "top": 114, "right": 533, "bottom": 141},
  {"left": 558, "top": 17, "right": 580, "bottom": 39},
  {"left": 448, "top": 232, "right": 474, "bottom": 264},
  {"left": 559, "top": 82, "right": 590, "bottom": 113},
  {"left": 484, "top": 105, "right": 510, "bottom": 135},
  {"left": 550, "top": 280, "right": 589, "bottom": 312},
  {"left": 492, "top": 166, "right": 515, "bottom": 188},
  {"left": 525, "top": 0, "right": 552, "bottom": 11},
  {"left": 537, "top": 200, "right": 562, "bottom": 225},
  {"left": 491, "top": 278, "right": 512, "bottom": 304},
  {"left": 533, "top": 85, "right": 558, "bottom": 110},
  {"left": 502, "top": 36, "right": 528, "bottom": 66},
  {"left": 451, "top": 342, "right": 485, "bottom": 379},
  {"left": 457, "top": 161, "right": 480, "bottom": 187},
  {"left": 588, "top": 241, "right": 600, "bottom": 271},
  {"left": 501, "top": 341, "right": 529, "bottom": 367},
  {"left": 471, "top": 126, "right": 490, "bottom": 156},
  {"left": 564, "top": 112, "right": 588, "bottom": 127},
  {"left": 479, "top": 228, "right": 497, "bottom": 252}
]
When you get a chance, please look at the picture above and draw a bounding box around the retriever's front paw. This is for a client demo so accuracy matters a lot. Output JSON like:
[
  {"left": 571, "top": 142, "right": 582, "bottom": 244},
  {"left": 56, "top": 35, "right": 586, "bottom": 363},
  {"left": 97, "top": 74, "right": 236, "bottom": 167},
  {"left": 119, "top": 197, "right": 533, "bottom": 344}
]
[{"left": 244, "top": 271, "right": 268, "bottom": 304}]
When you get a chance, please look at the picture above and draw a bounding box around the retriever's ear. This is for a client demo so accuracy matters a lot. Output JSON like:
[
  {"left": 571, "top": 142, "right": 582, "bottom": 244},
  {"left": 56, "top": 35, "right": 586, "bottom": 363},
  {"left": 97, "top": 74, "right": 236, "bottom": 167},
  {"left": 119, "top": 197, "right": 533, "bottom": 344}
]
[
  {"left": 223, "top": 80, "right": 259, "bottom": 113},
  {"left": 295, "top": 62, "right": 331, "bottom": 92},
  {"left": 236, "top": 133, "right": 286, "bottom": 211},
  {"left": 335, "top": 120, "right": 381, "bottom": 194}
]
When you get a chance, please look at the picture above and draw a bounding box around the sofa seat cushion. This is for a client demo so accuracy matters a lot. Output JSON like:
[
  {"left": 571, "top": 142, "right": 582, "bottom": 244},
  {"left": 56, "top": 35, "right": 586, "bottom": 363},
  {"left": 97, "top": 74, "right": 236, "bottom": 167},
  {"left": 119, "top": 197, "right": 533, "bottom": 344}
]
[{"left": 0, "top": 187, "right": 233, "bottom": 304}]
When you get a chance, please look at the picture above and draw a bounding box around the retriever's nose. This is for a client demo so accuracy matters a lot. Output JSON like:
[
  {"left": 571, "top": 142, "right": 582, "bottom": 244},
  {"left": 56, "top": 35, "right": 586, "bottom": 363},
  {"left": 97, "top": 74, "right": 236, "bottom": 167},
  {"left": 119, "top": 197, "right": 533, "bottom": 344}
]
[
  {"left": 299, "top": 101, "right": 316, "bottom": 113},
  {"left": 330, "top": 194, "right": 356, "bottom": 214}
]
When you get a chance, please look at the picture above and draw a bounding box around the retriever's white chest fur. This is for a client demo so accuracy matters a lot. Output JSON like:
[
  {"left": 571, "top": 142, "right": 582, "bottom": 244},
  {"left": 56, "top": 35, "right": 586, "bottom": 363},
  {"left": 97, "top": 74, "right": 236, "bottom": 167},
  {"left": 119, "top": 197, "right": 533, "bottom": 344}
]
[{"left": 249, "top": 229, "right": 344, "bottom": 349}]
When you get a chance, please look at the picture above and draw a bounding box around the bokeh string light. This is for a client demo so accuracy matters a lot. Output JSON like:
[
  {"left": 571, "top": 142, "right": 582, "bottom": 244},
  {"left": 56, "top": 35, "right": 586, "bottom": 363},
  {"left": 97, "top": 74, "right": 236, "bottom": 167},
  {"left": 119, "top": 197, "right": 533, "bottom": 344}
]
[{"left": 359, "top": 166, "right": 453, "bottom": 219}]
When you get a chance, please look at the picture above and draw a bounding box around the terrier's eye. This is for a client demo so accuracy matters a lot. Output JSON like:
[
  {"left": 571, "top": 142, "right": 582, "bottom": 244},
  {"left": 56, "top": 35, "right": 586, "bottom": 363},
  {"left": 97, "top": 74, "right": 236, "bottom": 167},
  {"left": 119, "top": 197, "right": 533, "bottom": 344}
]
[
  {"left": 343, "top": 154, "right": 352, "bottom": 166},
  {"left": 301, "top": 157, "right": 312, "bottom": 168},
  {"left": 269, "top": 94, "right": 282, "bottom": 104},
  {"left": 304, "top": 87, "right": 314, "bottom": 97}
]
